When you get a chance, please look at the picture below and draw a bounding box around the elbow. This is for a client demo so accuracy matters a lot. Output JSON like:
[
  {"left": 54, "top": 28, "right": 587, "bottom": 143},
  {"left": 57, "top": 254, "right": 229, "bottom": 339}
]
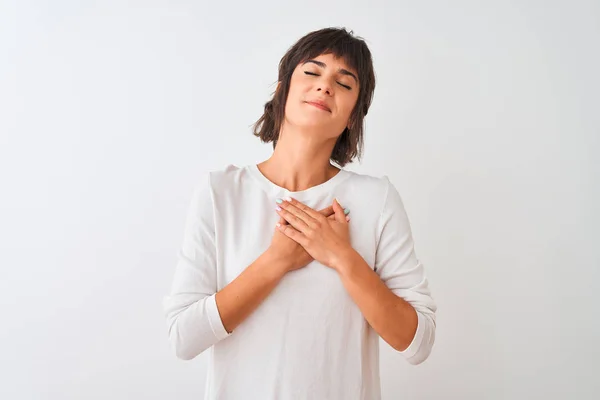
[
  {"left": 396, "top": 336, "right": 435, "bottom": 366},
  {"left": 175, "top": 348, "right": 196, "bottom": 361},
  {"left": 174, "top": 345, "right": 201, "bottom": 361},
  {"left": 169, "top": 329, "right": 210, "bottom": 361},
  {"left": 397, "top": 310, "right": 436, "bottom": 365},
  {"left": 163, "top": 293, "right": 228, "bottom": 360},
  {"left": 167, "top": 318, "right": 211, "bottom": 361},
  {"left": 405, "top": 343, "right": 434, "bottom": 365}
]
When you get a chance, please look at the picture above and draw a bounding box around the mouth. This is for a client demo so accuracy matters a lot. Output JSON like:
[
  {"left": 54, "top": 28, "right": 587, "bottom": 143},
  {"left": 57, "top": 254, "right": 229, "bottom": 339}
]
[{"left": 305, "top": 101, "right": 331, "bottom": 112}]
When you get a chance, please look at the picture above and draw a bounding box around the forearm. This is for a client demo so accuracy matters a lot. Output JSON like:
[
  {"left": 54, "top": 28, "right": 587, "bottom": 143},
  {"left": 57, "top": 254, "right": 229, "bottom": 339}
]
[
  {"left": 334, "top": 248, "right": 418, "bottom": 352},
  {"left": 216, "top": 250, "right": 288, "bottom": 333}
]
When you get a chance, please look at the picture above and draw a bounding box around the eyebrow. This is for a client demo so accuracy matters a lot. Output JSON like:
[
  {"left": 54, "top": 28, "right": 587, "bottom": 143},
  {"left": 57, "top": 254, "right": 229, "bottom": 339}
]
[{"left": 302, "top": 59, "right": 358, "bottom": 84}]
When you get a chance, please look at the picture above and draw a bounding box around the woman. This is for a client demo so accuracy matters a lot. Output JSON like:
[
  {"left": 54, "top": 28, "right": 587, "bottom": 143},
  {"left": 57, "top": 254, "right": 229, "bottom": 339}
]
[{"left": 163, "top": 27, "right": 436, "bottom": 399}]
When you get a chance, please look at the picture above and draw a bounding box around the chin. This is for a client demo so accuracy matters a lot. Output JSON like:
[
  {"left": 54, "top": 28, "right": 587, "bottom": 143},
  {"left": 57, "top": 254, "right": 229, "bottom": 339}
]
[
  {"left": 292, "top": 119, "right": 329, "bottom": 132},
  {"left": 289, "top": 112, "right": 330, "bottom": 126},
  {"left": 285, "top": 112, "right": 342, "bottom": 136}
]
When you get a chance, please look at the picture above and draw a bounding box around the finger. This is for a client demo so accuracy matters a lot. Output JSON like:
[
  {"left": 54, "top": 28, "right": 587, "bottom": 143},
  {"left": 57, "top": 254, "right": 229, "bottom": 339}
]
[
  {"left": 275, "top": 222, "right": 308, "bottom": 246},
  {"left": 278, "top": 197, "right": 318, "bottom": 228},
  {"left": 286, "top": 197, "right": 326, "bottom": 222},
  {"left": 333, "top": 198, "right": 351, "bottom": 215},
  {"left": 333, "top": 198, "right": 347, "bottom": 224},
  {"left": 318, "top": 205, "right": 335, "bottom": 218},
  {"left": 276, "top": 206, "right": 310, "bottom": 233},
  {"left": 319, "top": 204, "right": 349, "bottom": 220}
]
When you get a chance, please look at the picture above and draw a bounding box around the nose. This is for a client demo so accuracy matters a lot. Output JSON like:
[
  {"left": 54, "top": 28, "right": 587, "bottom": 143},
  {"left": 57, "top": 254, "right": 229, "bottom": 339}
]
[{"left": 316, "top": 78, "right": 333, "bottom": 95}]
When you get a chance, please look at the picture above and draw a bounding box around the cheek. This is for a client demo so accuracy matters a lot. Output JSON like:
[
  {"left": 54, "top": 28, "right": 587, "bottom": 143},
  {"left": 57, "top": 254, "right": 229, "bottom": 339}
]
[
  {"left": 339, "top": 97, "right": 358, "bottom": 119},
  {"left": 283, "top": 93, "right": 302, "bottom": 122},
  {"left": 285, "top": 83, "right": 302, "bottom": 110},
  {"left": 288, "top": 77, "right": 308, "bottom": 98},
  {"left": 284, "top": 81, "right": 308, "bottom": 116}
]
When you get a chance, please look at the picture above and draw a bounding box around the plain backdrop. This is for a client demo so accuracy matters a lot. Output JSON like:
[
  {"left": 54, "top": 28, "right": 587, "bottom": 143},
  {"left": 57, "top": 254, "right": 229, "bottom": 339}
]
[{"left": 1, "top": 1, "right": 599, "bottom": 399}]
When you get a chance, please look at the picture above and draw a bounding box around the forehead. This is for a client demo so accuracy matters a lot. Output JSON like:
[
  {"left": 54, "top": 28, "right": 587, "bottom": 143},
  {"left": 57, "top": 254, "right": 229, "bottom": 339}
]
[{"left": 300, "top": 53, "right": 357, "bottom": 74}]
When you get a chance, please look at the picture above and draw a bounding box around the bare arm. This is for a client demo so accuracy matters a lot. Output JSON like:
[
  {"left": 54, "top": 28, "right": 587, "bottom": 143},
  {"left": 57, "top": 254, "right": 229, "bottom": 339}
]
[
  {"left": 165, "top": 246, "right": 294, "bottom": 360},
  {"left": 332, "top": 248, "right": 419, "bottom": 352},
  {"left": 215, "top": 250, "right": 288, "bottom": 333},
  {"left": 273, "top": 184, "right": 436, "bottom": 365},
  {"left": 217, "top": 210, "right": 340, "bottom": 333},
  {"left": 164, "top": 183, "right": 335, "bottom": 360}
]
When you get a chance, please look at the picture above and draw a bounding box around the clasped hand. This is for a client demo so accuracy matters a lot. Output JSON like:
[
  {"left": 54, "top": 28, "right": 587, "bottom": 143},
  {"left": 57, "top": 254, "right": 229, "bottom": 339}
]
[{"left": 273, "top": 196, "right": 352, "bottom": 271}]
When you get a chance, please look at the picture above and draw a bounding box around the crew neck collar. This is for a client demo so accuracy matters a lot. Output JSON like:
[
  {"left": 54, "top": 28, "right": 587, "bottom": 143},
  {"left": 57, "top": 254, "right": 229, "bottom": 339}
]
[{"left": 246, "top": 163, "right": 351, "bottom": 199}]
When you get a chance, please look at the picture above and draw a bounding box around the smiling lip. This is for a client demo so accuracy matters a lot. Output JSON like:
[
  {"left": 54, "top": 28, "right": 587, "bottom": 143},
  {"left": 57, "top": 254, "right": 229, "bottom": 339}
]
[{"left": 305, "top": 101, "right": 331, "bottom": 112}]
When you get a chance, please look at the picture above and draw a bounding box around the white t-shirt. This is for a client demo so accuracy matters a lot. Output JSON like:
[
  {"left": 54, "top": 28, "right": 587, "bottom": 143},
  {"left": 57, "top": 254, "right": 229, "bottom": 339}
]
[{"left": 163, "top": 164, "right": 437, "bottom": 400}]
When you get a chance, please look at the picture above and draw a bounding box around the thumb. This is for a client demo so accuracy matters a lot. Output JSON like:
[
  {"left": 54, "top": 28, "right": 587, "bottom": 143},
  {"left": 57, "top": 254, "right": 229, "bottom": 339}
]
[{"left": 333, "top": 197, "right": 346, "bottom": 223}]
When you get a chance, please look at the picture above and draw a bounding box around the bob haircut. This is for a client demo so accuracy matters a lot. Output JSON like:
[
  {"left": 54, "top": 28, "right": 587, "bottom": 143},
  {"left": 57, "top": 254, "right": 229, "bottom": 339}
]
[{"left": 252, "top": 27, "right": 376, "bottom": 167}]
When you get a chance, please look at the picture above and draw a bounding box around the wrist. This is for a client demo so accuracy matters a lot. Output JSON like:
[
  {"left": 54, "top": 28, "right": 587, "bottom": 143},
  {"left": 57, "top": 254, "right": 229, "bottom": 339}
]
[
  {"left": 330, "top": 245, "right": 358, "bottom": 274},
  {"left": 261, "top": 249, "right": 290, "bottom": 279}
]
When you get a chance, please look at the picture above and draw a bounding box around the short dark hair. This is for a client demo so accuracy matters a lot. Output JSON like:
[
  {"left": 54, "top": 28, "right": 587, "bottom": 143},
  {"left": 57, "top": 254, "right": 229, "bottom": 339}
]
[{"left": 252, "top": 27, "right": 376, "bottom": 167}]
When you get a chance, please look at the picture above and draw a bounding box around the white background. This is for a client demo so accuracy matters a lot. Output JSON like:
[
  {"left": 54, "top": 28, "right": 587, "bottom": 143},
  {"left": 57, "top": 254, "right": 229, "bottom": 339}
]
[{"left": 1, "top": 1, "right": 598, "bottom": 399}]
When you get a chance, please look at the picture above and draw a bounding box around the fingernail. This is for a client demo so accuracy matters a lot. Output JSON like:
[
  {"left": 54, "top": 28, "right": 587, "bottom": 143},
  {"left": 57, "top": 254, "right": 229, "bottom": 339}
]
[
  {"left": 276, "top": 198, "right": 283, "bottom": 204},
  {"left": 346, "top": 216, "right": 351, "bottom": 222},
  {"left": 344, "top": 208, "right": 350, "bottom": 215},
  {"left": 335, "top": 197, "right": 342, "bottom": 206},
  {"left": 275, "top": 206, "right": 282, "bottom": 211},
  {"left": 284, "top": 196, "right": 292, "bottom": 202}
]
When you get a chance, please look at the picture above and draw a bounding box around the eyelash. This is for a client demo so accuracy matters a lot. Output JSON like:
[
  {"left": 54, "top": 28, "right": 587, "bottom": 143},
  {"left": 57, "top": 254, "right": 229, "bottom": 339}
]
[{"left": 304, "top": 71, "right": 352, "bottom": 90}]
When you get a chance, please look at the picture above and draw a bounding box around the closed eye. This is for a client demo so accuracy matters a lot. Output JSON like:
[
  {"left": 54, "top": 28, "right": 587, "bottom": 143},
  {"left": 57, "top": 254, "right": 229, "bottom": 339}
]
[{"left": 304, "top": 71, "right": 352, "bottom": 90}]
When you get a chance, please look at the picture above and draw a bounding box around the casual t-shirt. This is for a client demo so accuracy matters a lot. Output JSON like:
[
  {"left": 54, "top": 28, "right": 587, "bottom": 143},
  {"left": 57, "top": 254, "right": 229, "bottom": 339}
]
[{"left": 163, "top": 164, "right": 437, "bottom": 400}]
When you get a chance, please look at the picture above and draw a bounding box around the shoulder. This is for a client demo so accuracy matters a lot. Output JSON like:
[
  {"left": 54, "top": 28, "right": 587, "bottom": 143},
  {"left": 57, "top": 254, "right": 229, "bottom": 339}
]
[
  {"left": 184, "top": 165, "right": 245, "bottom": 220},
  {"left": 208, "top": 163, "right": 244, "bottom": 180},
  {"left": 343, "top": 170, "right": 407, "bottom": 220},
  {"left": 190, "top": 164, "right": 245, "bottom": 192},
  {"left": 343, "top": 169, "right": 394, "bottom": 199}
]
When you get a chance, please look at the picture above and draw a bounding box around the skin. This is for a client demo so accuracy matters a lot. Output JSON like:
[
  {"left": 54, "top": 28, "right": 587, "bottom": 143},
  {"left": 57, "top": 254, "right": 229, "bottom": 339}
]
[{"left": 215, "top": 53, "right": 417, "bottom": 352}]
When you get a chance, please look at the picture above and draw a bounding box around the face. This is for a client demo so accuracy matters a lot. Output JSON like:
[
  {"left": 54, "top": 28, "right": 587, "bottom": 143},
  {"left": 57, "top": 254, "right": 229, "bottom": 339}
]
[{"left": 283, "top": 53, "right": 360, "bottom": 139}]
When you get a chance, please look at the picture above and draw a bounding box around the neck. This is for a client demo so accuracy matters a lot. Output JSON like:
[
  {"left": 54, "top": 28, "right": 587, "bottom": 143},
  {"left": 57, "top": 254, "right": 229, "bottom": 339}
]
[{"left": 257, "top": 124, "right": 341, "bottom": 192}]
